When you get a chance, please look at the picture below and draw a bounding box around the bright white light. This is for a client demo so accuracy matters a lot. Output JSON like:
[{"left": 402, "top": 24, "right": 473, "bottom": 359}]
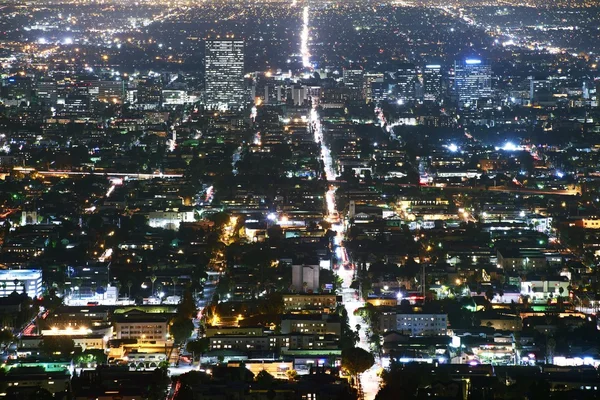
[
  {"left": 300, "top": 7, "right": 311, "bottom": 69},
  {"left": 267, "top": 213, "right": 277, "bottom": 221},
  {"left": 556, "top": 171, "right": 564, "bottom": 178},
  {"left": 447, "top": 143, "right": 458, "bottom": 152},
  {"left": 465, "top": 59, "right": 481, "bottom": 65},
  {"left": 519, "top": 211, "right": 525, "bottom": 218},
  {"left": 396, "top": 292, "right": 403, "bottom": 300},
  {"left": 63, "top": 38, "right": 73, "bottom": 45},
  {"left": 397, "top": 99, "right": 404, "bottom": 105},
  {"left": 37, "top": 38, "right": 47, "bottom": 44},
  {"left": 503, "top": 142, "right": 517, "bottom": 151}
]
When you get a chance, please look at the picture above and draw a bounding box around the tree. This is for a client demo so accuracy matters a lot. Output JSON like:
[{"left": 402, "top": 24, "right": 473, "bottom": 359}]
[
  {"left": 255, "top": 369, "right": 275, "bottom": 385},
  {"left": 39, "top": 336, "right": 75, "bottom": 356},
  {"left": 0, "top": 330, "right": 13, "bottom": 347},
  {"left": 285, "top": 369, "right": 298, "bottom": 381},
  {"left": 186, "top": 337, "right": 209, "bottom": 361},
  {"left": 342, "top": 347, "right": 375, "bottom": 380},
  {"left": 177, "top": 289, "right": 197, "bottom": 320},
  {"left": 127, "top": 280, "right": 133, "bottom": 298},
  {"left": 150, "top": 274, "right": 157, "bottom": 296},
  {"left": 170, "top": 317, "right": 194, "bottom": 344},
  {"left": 172, "top": 276, "right": 179, "bottom": 297}
]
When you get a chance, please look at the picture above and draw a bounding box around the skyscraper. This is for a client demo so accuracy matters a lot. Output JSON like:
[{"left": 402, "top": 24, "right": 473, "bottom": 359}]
[
  {"left": 454, "top": 59, "right": 492, "bottom": 108},
  {"left": 205, "top": 39, "right": 245, "bottom": 110},
  {"left": 342, "top": 69, "right": 364, "bottom": 100},
  {"left": 423, "top": 64, "right": 442, "bottom": 102},
  {"left": 395, "top": 63, "right": 417, "bottom": 102}
]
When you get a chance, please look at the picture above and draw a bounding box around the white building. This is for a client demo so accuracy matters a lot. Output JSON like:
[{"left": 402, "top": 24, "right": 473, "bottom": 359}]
[
  {"left": 205, "top": 39, "right": 245, "bottom": 110},
  {"left": 291, "top": 264, "right": 320, "bottom": 292},
  {"left": 162, "top": 90, "right": 198, "bottom": 106},
  {"left": 396, "top": 313, "right": 447, "bottom": 336},
  {"left": 520, "top": 278, "right": 569, "bottom": 302},
  {"left": 454, "top": 59, "right": 492, "bottom": 108},
  {"left": 148, "top": 210, "right": 195, "bottom": 230},
  {"left": 0, "top": 269, "right": 42, "bottom": 299}
]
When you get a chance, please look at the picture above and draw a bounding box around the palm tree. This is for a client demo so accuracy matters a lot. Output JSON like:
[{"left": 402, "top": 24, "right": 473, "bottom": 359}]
[
  {"left": 150, "top": 275, "right": 157, "bottom": 297},
  {"left": 12, "top": 279, "right": 18, "bottom": 294},
  {"left": 127, "top": 281, "right": 133, "bottom": 299},
  {"left": 115, "top": 281, "right": 122, "bottom": 298},
  {"left": 171, "top": 276, "right": 179, "bottom": 297}
]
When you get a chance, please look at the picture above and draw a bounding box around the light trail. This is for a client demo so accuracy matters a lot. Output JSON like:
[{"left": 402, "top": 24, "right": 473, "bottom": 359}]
[
  {"left": 106, "top": 184, "right": 116, "bottom": 198},
  {"left": 301, "top": 6, "right": 311, "bottom": 69},
  {"left": 300, "top": 7, "right": 380, "bottom": 397}
]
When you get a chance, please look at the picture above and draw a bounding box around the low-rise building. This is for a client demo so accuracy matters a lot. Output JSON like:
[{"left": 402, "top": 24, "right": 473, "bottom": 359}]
[
  {"left": 283, "top": 294, "right": 339, "bottom": 314},
  {"left": 396, "top": 313, "right": 448, "bottom": 336},
  {"left": 112, "top": 310, "right": 171, "bottom": 345},
  {"left": 280, "top": 314, "right": 341, "bottom": 336}
]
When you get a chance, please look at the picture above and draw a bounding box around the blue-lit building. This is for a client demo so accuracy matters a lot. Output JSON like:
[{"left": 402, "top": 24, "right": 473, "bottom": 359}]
[{"left": 454, "top": 59, "right": 492, "bottom": 108}]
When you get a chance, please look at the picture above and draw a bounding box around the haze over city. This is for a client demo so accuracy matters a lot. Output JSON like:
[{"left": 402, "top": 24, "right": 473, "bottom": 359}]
[{"left": 0, "top": 0, "right": 599, "bottom": 399}]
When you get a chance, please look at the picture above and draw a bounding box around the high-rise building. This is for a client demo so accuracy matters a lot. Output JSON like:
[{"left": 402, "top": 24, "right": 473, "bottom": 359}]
[
  {"left": 395, "top": 64, "right": 417, "bottom": 101},
  {"left": 529, "top": 76, "right": 552, "bottom": 103},
  {"left": 423, "top": 64, "right": 442, "bottom": 102},
  {"left": 136, "top": 78, "right": 162, "bottom": 110},
  {"left": 35, "top": 80, "right": 58, "bottom": 105},
  {"left": 363, "top": 72, "right": 384, "bottom": 103},
  {"left": 454, "top": 59, "right": 492, "bottom": 108},
  {"left": 343, "top": 69, "right": 364, "bottom": 100},
  {"left": 205, "top": 39, "right": 245, "bottom": 110}
]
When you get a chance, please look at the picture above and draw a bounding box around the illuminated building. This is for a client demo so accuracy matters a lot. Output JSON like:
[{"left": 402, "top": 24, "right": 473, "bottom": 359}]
[
  {"left": 454, "top": 59, "right": 492, "bottom": 108},
  {"left": 0, "top": 269, "right": 42, "bottom": 299},
  {"left": 529, "top": 76, "right": 552, "bottom": 103},
  {"left": 396, "top": 313, "right": 448, "bottom": 336},
  {"left": 148, "top": 209, "right": 195, "bottom": 230},
  {"left": 423, "top": 64, "right": 442, "bottom": 102},
  {"left": 363, "top": 72, "right": 384, "bottom": 103},
  {"left": 34, "top": 80, "right": 58, "bottom": 105},
  {"left": 112, "top": 310, "right": 170, "bottom": 343},
  {"left": 136, "top": 78, "right": 162, "bottom": 110},
  {"left": 395, "top": 63, "right": 417, "bottom": 101},
  {"left": 342, "top": 69, "right": 364, "bottom": 100},
  {"left": 205, "top": 39, "right": 246, "bottom": 110}
]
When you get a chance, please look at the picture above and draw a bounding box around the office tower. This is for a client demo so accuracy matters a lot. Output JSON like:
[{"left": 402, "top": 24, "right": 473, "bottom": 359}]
[
  {"left": 423, "top": 64, "right": 442, "bottom": 102},
  {"left": 205, "top": 39, "right": 245, "bottom": 110},
  {"left": 136, "top": 78, "right": 162, "bottom": 110},
  {"left": 1, "top": 75, "right": 32, "bottom": 106},
  {"left": 97, "top": 80, "right": 125, "bottom": 104},
  {"left": 529, "top": 76, "right": 552, "bottom": 103},
  {"left": 454, "top": 59, "right": 492, "bottom": 108},
  {"left": 371, "top": 81, "right": 390, "bottom": 103},
  {"left": 363, "top": 72, "right": 384, "bottom": 103},
  {"left": 35, "top": 80, "right": 58, "bottom": 105},
  {"left": 343, "top": 69, "right": 364, "bottom": 100},
  {"left": 395, "top": 63, "right": 417, "bottom": 102}
]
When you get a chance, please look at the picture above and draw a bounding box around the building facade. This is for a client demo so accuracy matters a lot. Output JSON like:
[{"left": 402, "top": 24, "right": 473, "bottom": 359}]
[
  {"left": 205, "top": 39, "right": 245, "bottom": 110},
  {"left": 454, "top": 59, "right": 492, "bottom": 108},
  {"left": 0, "top": 270, "right": 43, "bottom": 299}
]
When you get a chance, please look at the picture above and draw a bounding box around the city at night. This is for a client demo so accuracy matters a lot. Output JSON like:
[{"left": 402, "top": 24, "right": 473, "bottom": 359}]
[{"left": 0, "top": 0, "right": 599, "bottom": 399}]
